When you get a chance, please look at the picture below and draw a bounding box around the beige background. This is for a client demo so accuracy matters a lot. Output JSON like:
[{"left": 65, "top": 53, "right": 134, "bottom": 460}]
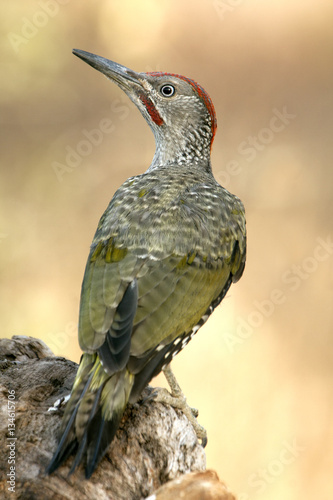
[{"left": 1, "top": 1, "right": 332, "bottom": 498}]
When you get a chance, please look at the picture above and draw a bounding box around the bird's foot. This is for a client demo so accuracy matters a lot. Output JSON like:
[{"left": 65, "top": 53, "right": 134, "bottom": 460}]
[{"left": 153, "top": 364, "right": 207, "bottom": 447}]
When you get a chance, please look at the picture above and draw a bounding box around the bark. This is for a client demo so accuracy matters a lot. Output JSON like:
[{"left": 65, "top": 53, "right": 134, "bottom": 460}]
[
  {"left": 147, "top": 470, "right": 236, "bottom": 500},
  {"left": 0, "top": 336, "right": 207, "bottom": 499}
]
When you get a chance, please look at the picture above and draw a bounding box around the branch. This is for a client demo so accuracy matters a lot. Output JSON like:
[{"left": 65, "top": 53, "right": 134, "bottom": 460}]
[{"left": 0, "top": 336, "right": 235, "bottom": 499}]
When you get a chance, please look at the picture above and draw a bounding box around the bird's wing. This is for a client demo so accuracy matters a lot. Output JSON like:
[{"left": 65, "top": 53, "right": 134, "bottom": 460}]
[
  {"left": 79, "top": 235, "right": 244, "bottom": 379},
  {"left": 78, "top": 172, "right": 246, "bottom": 383},
  {"left": 78, "top": 237, "right": 143, "bottom": 364}
]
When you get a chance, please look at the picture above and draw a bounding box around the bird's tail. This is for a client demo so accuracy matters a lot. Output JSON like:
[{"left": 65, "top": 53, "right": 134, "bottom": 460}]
[{"left": 47, "top": 353, "right": 134, "bottom": 478}]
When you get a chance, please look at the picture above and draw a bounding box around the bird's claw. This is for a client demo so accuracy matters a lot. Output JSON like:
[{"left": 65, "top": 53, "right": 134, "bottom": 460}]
[{"left": 152, "top": 386, "right": 207, "bottom": 448}]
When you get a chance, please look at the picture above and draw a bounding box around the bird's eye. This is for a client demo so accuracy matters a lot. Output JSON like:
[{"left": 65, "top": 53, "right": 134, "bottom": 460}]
[{"left": 160, "top": 84, "right": 175, "bottom": 97}]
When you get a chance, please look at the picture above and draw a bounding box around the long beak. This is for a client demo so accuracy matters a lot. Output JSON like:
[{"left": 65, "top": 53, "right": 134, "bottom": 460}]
[
  {"left": 72, "top": 49, "right": 165, "bottom": 129},
  {"left": 72, "top": 49, "right": 142, "bottom": 92}
]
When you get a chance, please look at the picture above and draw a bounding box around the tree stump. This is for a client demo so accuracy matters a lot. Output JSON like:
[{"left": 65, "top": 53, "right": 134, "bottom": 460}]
[{"left": 0, "top": 336, "right": 234, "bottom": 499}]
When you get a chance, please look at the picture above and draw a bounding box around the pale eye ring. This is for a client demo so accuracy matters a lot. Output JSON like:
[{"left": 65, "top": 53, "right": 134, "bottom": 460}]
[{"left": 160, "top": 84, "right": 175, "bottom": 97}]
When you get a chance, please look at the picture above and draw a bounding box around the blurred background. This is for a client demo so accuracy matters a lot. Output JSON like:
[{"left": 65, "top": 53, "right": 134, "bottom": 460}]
[{"left": 1, "top": 1, "right": 332, "bottom": 498}]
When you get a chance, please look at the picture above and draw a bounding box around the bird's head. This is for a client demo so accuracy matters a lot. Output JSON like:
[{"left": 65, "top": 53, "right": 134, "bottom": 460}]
[{"left": 73, "top": 49, "right": 217, "bottom": 171}]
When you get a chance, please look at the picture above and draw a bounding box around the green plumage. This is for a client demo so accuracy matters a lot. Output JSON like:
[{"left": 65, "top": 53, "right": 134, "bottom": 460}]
[
  {"left": 80, "top": 166, "right": 245, "bottom": 352},
  {"left": 47, "top": 49, "right": 246, "bottom": 479}
]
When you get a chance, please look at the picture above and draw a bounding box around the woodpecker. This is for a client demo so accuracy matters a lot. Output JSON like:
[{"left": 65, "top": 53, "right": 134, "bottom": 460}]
[{"left": 47, "top": 49, "right": 246, "bottom": 478}]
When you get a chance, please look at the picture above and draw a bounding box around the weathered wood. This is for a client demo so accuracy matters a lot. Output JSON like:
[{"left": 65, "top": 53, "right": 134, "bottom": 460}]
[
  {"left": 146, "top": 470, "right": 236, "bottom": 500},
  {"left": 0, "top": 336, "right": 207, "bottom": 499}
]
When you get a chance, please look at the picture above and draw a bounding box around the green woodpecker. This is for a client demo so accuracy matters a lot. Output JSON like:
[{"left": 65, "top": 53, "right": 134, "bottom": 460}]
[{"left": 47, "top": 49, "right": 246, "bottom": 478}]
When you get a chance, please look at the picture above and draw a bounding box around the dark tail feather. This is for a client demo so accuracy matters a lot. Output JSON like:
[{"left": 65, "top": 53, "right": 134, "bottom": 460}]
[
  {"left": 85, "top": 409, "right": 124, "bottom": 478},
  {"left": 47, "top": 354, "right": 132, "bottom": 478},
  {"left": 68, "top": 382, "right": 103, "bottom": 476},
  {"left": 46, "top": 369, "right": 94, "bottom": 475}
]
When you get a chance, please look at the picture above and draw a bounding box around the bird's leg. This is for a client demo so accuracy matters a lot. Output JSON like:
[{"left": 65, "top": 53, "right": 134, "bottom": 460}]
[
  {"left": 162, "top": 364, "right": 196, "bottom": 413},
  {"left": 154, "top": 364, "right": 207, "bottom": 447}
]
